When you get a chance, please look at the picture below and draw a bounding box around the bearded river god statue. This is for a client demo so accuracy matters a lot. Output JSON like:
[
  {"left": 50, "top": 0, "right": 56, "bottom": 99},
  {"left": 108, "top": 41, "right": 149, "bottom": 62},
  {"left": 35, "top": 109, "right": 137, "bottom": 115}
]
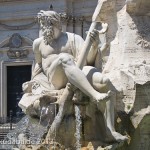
[{"left": 13, "top": 0, "right": 150, "bottom": 150}]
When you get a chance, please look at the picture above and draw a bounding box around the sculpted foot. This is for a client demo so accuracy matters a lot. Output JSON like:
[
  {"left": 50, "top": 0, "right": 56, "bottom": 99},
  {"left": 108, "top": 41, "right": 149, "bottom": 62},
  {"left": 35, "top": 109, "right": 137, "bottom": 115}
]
[
  {"left": 94, "top": 90, "right": 112, "bottom": 103},
  {"left": 95, "top": 90, "right": 115, "bottom": 113}
]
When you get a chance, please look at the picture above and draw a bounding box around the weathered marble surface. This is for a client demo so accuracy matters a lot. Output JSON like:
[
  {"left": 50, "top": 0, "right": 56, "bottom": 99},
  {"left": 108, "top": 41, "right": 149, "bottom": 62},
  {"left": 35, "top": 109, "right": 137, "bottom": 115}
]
[
  {"left": 17, "top": 0, "right": 150, "bottom": 150},
  {"left": 100, "top": 0, "right": 150, "bottom": 150}
]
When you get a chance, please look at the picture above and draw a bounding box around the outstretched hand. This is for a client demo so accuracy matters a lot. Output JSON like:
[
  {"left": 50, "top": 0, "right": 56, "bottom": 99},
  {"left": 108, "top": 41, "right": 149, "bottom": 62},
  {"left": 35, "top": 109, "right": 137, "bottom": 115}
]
[
  {"left": 89, "top": 29, "right": 99, "bottom": 46},
  {"left": 88, "top": 23, "right": 108, "bottom": 46}
]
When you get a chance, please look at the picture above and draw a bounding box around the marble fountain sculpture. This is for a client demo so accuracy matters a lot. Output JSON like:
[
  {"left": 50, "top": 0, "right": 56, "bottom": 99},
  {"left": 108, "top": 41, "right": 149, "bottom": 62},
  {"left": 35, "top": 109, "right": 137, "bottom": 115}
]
[{"left": 2, "top": 0, "right": 150, "bottom": 150}]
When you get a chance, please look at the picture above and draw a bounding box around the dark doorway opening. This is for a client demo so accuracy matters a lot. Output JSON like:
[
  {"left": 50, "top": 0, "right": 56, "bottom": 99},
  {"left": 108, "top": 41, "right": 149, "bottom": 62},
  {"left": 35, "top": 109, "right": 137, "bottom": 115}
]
[{"left": 7, "top": 65, "right": 32, "bottom": 117}]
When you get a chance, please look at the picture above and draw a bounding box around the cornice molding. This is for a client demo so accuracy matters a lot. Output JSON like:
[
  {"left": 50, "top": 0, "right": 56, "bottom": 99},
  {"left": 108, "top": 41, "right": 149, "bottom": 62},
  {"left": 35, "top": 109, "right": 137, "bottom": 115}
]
[
  {"left": 0, "top": 0, "right": 23, "bottom": 2},
  {"left": 0, "top": 21, "right": 37, "bottom": 30},
  {"left": 0, "top": 14, "right": 90, "bottom": 30},
  {"left": 0, "top": 46, "right": 32, "bottom": 52},
  {"left": 0, "top": 0, "right": 40, "bottom": 3},
  {"left": 60, "top": 13, "right": 86, "bottom": 24}
]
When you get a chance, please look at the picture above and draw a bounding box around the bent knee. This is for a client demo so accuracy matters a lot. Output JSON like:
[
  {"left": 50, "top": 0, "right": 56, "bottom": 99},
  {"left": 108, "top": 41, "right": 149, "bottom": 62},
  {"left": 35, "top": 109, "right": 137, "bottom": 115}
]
[
  {"left": 93, "top": 75, "right": 110, "bottom": 92},
  {"left": 58, "top": 53, "right": 74, "bottom": 64},
  {"left": 102, "top": 76, "right": 110, "bottom": 84}
]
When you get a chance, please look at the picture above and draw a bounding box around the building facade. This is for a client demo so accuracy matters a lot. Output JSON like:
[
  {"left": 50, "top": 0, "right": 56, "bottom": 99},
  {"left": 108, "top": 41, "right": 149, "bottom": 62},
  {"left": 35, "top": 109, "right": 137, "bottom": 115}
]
[{"left": 0, "top": 0, "right": 98, "bottom": 117}]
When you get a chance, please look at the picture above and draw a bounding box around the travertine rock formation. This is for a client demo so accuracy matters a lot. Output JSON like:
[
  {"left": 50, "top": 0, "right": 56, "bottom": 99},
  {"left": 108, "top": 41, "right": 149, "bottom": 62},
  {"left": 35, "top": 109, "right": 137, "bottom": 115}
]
[{"left": 100, "top": 0, "right": 150, "bottom": 149}]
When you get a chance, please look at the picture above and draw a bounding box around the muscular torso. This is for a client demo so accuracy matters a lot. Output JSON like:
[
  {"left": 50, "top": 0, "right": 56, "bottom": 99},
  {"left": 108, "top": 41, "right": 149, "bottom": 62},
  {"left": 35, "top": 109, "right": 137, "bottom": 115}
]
[
  {"left": 37, "top": 32, "right": 74, "bottom": 89},
  {"left": 40, "top": 32, "right": 73, "bottom": 70},
  {"left": 34, "top": 32, "right": 107, "bottom": 92}
]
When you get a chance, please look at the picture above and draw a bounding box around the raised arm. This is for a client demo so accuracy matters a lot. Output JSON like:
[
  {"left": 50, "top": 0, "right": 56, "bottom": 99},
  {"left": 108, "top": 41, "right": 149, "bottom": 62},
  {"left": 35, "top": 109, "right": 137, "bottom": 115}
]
[
  {"left": 86, "top": 29, "right": 99, "bottom": 66},
  {"left": 87, "top": 23, "right": 108, "bottom": 67}
]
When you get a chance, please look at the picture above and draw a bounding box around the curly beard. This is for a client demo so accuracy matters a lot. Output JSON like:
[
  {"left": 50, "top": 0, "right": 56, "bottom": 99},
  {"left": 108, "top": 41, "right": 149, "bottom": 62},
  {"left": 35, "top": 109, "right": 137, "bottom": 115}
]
[{"left": 42, "top": 26, "right": 54, "bottom": 45}]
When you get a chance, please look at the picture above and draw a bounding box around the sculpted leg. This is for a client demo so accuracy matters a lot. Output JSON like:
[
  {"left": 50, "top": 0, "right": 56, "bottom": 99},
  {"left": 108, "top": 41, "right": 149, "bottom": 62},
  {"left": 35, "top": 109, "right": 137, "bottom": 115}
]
[
  {"left": 104, "top": 95, "right": 128, "bottom": 142},
  {"left": 58, "top": 53, "right": 110, "bottom": 102},
  {"left": 91, "top": 73, "right": 128, "bottom": 142}
]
